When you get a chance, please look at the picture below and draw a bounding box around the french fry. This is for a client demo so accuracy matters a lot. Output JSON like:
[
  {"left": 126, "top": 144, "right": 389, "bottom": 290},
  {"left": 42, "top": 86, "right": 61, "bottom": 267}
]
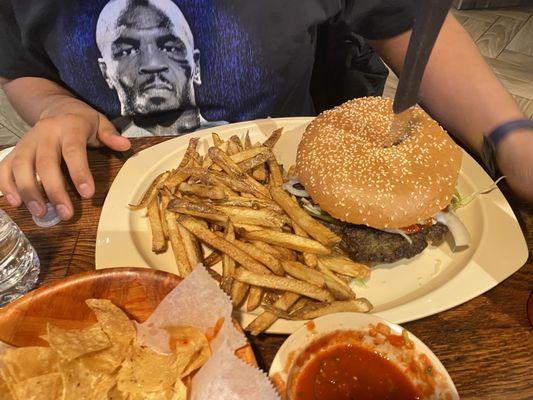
[
  {"left": 164, "top": 168, "right": 192, "bottom": 189},
  {"left": 177, "top": 221, "right": 203, "bottom": 268},
  {"left": 287, "top": 165, "right": 296, "bottom": 177},
  {"left": 232, "top": 240, "right": 284, "bottom": 275},
  {"left": 250, "top": 142, "right": 269, "bottom": 182},
  {"left": 147, "top": 198, "right": 167, "bottom": 253},
  {"left": 233, "top": 269, "right": 334, "bottom": 302},
  {"left": 173, "top": 199, "right": 284, "bottom": 228},
  {"left": 237, "top": 148, "right": 271, "bottom": 172},
  {"left": 182, "top": 167, "right": 265, "bottom": 198},
  {"left": 246, "top": 286, "right": 263, "bottom": 312},
  {"left": 229, "top": 147, "right": 269, "bottom": 166},
  {"left": 252, "top": 163, "right": 268, "bottom": 182},
  {"left": 221, "top": 222, "right": 236, "bottom": 294},
  {"left": 246, "top": 292, "right": 300, "bottom": 335},
  {"left": 203, "top": 141, "right": 228, "bottom": 169},
  {"left": 179, "top": 137, "right": 200, "bottom": 168},
  {"left": 203, "top": 251, "right": 221, "bottom": 267},
  {"left": 168, "top": 198, "right": 229, "bottom": 223},
  {"left": 244, "top": 131, "right": 252, "bottom": 149},
  {"left": 317, "top": 255, "right": 371, "bottom": 280},
  {"left": 264, "top": 299, "right": 372, "bottom": 320},
  {"left": 232, "top": 223, "right": 264, "bottom": 232},
  {"left": 216, "top": 206, "right": 286, "bottom": 228},
  {"left": 240, "top": 229, "right": 331, "bottom": 255},
  {"left": 316, "top": 261, "right": 355, "bottom": 296},
  {"left": 215, "top": 196, "right": 283, "bottom": 212},
  {"left": 291, "top": 221, "right": 318, "bottom": 268},
  {"left": 178, "top": 216, "right": 272, "bottom": 275},
  {"left": 165, "top": 211, "right": 191, "bottom": 277},
  {"left": 270, "top": 186, "right": 341, "bottom": 247},
  {"left": 263, "top": 290, "right": 280, "bottom": 305},
  {"left": 227, "top": 137, "right": 242, "bottom": 155},
  {"left": 130, "top": 171, "right": 171, "bottom": 210},
  {"left": 272, "top": 245, "right": 298, "bottom": 261},
  {"left": 231, "top": 273, "right": 249, "bottom": 307},
  {"left": 229, "top": 135, "right": 244, "bottom": 152},
  {"left": 289, "top": 297, "right": 313, "bottom": 313},
  {"left": 282, "top": 261, "right": 355, "bottom": 300},
  {"left": 159, "top": 191, "right": 171, "bottom": 240},
  {"left": 211, "top": 132, "right": 223, "bottom": 147},
  {"left": 208, "top": 147, "right": 270, "bottom": 199},
  {"left": 248, "top": 240, "right": 285, "bottom": 259},
  {"left": 263, "top": 128, "right": 283, "bottom": 149},
  {"left": 267, "top": 155, "right": 284, "bottom": 187},
  {"left": 178, "top": 182, "right": 226, "bottom": 200}
]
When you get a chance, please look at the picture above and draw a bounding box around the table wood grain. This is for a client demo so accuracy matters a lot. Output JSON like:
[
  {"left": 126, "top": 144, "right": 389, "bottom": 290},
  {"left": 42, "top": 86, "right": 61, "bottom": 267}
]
[{"left": 1, "top": 137, "right": 532, "bottom": 399}]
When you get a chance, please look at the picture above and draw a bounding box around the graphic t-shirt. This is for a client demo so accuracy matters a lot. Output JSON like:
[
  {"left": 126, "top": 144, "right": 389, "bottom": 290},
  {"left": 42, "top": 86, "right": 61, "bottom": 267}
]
[{"left": 0, "top": 0, "right": 414, "bottom": 136}]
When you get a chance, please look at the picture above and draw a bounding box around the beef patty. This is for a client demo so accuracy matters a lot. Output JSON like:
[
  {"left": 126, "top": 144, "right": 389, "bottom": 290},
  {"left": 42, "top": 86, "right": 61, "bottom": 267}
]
[{"left": 323, "top": 222, "right": 449, "bottom": 265}]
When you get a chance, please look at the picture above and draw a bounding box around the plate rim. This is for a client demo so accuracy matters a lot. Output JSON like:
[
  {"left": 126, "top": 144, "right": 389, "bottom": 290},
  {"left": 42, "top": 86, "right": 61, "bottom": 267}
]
[{"left": 95, "top": 117, "right": 528, "bottom": 334}]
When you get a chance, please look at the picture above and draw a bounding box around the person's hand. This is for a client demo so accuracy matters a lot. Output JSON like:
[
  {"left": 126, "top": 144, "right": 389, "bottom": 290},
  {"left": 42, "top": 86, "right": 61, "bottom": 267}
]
[
  {"left": 0, "top": 99, "right": 130, "bottom": 220},
  {"left": 496, "top": 128, "right": 533, "bottom": 202}
]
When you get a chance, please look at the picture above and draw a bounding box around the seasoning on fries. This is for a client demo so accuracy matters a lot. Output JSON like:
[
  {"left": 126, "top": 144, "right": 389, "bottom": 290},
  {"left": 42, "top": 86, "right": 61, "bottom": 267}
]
[{"left": 131, "top": 128, "right": 373, "bottom": 334}]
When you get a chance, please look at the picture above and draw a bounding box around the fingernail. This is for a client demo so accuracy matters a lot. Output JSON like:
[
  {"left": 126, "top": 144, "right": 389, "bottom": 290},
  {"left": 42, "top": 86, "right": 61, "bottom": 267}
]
[
  {"left": 78, "top": 183, "right": 93, "bottom": 198},
  {"left": 56, "top": 204, "right": 72, "bottom": 220},
  {"left": 28, "top": 201, "right": 44, "bottom": 216},
  {"left": 6, "top": 194, "right": 18, "bottom": 206}
]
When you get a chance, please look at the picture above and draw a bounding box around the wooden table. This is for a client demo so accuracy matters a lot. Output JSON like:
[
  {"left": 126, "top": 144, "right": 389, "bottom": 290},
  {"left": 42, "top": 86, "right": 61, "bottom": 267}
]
[{"left": 1, "top": 138, "right": 532, "bottom": 399}]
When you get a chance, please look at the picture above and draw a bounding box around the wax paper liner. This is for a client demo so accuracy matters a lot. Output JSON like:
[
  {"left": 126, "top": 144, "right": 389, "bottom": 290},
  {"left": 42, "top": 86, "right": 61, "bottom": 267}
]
[
  {"left": 191, "top": 337, "right": 280, "bottom": 400},
  {"left": 136, "top": 265, "right": 279, "bottom": 399},
  {"left": 136, "top": 264, "right": 245, "bottom": 354}
]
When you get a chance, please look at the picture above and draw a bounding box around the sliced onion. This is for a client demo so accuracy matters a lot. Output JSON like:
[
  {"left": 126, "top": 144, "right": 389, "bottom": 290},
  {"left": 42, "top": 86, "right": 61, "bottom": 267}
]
[
  {"left": 381, "top": 228, "right": 413, "bottom": 244},
  {"left": 436, "top": 211, "right": 471, "bottom": 249},
  {"left": 283, "top": 179, "right": 309, "bottom": 197}
]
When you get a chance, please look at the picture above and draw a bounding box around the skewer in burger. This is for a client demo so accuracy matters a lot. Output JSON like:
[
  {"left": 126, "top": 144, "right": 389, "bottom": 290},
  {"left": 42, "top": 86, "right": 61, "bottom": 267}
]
[{"left": 289, "top": 97, "right": 470, "bottom": 265}]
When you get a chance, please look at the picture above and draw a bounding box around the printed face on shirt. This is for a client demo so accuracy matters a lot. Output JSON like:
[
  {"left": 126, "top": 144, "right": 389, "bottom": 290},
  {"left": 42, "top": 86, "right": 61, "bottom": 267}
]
[{"left": 96, "top": 0, "right": 201, "bottom": 116}]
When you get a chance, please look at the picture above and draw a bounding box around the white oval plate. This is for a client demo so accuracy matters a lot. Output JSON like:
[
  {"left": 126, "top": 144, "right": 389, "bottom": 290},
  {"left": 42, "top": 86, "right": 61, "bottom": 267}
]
[
  {"left": 268, "top": 312, "right": 459, "bottom": 399},
  {"left": 95, "top": 117, "right": 528, "bottom": 333}
]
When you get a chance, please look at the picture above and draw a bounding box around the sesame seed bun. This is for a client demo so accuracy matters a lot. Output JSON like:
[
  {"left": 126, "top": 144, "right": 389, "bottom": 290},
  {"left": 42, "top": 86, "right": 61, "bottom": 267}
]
[{"left": 296, "top": 97, "right": 462, "bottom": 229}]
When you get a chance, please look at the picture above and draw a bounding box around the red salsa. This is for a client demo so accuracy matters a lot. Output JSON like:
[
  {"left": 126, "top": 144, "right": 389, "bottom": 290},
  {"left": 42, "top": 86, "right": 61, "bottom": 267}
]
[{"left": 290, "top": 341, "right": 421, "bottom": 400}]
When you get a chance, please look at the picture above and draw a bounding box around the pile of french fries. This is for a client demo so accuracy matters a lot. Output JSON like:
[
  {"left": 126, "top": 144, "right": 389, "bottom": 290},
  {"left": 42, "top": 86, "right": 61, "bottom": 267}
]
[{"left": 131, "top": 129, "right": 373, "bottom": 335}]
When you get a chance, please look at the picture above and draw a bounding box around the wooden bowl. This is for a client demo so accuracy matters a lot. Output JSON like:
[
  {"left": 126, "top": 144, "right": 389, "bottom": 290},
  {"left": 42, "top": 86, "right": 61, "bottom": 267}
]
[{"left": 0, "top": 267, "right": 255, "bottom": 363}]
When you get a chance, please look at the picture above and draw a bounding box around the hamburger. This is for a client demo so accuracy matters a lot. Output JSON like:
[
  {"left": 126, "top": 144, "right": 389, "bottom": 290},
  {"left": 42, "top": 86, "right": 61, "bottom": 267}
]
[{"left": 290, "top": 97, "right": 470, "bottom": 265}]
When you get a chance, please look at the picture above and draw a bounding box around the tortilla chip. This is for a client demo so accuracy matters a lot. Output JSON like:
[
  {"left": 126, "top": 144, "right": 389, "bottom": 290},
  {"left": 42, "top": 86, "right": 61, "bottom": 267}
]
[
  {"left": 59, "top": 358, "right": 115, "bottom": 400},
  {"left": 0, "top": 370, "right": 14, "bottom": 400},
  {"left": 85, "top": 299, "right": 136, "bottom": 345},
  {"left": 173, "top": 379, "right": 188, "bottom": 400},
  {"left": 165, "top": 326, "right": 211, "bottom": 377},
  {"left": 78, "top": 299, "right": 136, "bottom": 373},
  {"left": 117, "top": 345, "right": 180, "bottom": 394},
  {"left": 46, "top": 323, "right": 111, "bottom": 361},
  {"left": 0, "top": 347, "right": 59, "bottom": 381},
  {"left": 11, "top": 372, "right": 62, "bottom": 400},
  {"left": 107, "top": 385, "right": 129, "bottom": 400},
  {"left": 127, "top": 379, "right": 187, "bottom": 400}
]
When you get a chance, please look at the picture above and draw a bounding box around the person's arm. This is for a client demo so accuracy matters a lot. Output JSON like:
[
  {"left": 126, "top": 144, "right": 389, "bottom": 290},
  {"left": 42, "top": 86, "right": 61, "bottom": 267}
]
[
  {"left": 370, "top": 14, "right": 533, "bottom": 201},
  {"left": 0, "top": 77, "right": 130, "bottom": 219}
]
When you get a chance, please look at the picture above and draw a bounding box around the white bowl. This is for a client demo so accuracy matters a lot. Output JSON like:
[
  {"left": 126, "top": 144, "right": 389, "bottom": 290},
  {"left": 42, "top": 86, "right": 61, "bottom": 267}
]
[{"left": 269, "top": 312, "right": 459, "bottom": 399}]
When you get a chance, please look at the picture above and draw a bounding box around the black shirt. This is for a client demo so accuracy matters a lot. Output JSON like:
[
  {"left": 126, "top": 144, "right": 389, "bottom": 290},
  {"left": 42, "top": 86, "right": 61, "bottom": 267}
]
[{"left": 0, "top": 0, "right": 414, "bottom": 135}]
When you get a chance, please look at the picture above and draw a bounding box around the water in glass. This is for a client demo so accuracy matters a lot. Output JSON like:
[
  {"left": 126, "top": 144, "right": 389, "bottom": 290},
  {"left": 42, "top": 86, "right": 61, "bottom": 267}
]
[{"left": 0, "top": 209, "right": 40, "bottom": 306}]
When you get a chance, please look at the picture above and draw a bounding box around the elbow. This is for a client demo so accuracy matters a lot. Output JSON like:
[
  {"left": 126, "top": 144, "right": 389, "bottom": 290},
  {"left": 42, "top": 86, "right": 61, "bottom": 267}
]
[{"left": 0, "top": 77, "right": 12, "bottom": 89}]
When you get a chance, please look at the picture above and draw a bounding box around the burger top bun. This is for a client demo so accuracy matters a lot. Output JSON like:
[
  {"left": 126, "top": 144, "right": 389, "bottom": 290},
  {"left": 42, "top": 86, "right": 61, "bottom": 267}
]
[{"left": 296, "top": 97, "right": 462, "bottom": 229}]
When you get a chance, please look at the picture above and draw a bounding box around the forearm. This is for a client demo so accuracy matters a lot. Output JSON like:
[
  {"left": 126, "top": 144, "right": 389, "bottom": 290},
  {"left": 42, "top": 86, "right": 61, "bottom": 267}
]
[
  {"left": 0, "top": 76, "right": 91, "bottom": 125},
  {"left": 371, "top": 14, "right": 524, "bottom": 154}
]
